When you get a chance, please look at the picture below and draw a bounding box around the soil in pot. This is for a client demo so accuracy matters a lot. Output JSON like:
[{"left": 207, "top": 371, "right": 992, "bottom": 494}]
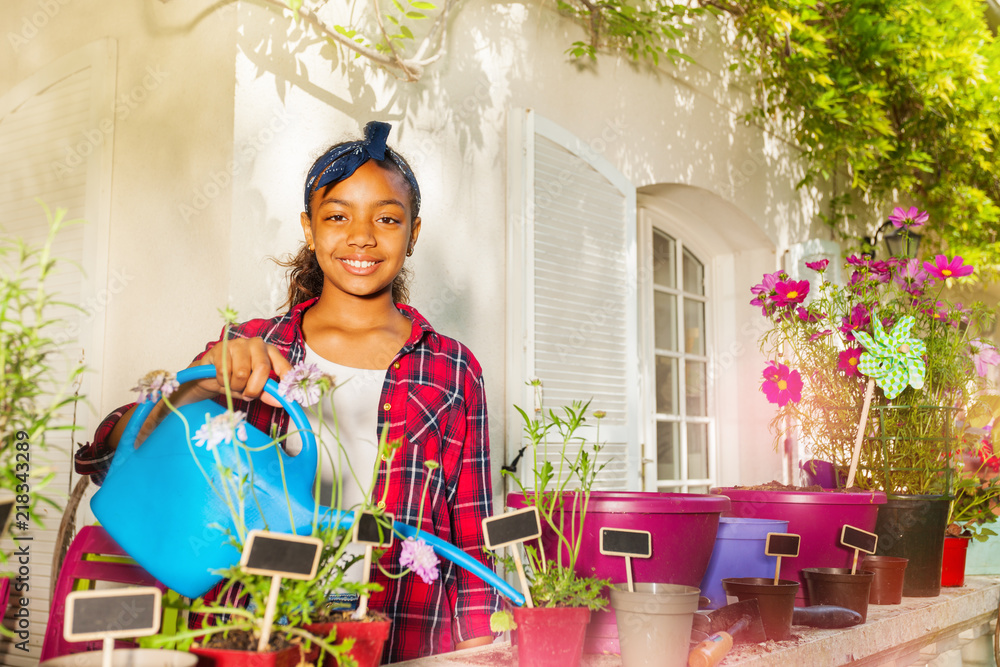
[
  {"left": 861, "top": 555, "right": 908, "bottom": 604},
  {"left": 302, "top": 610, "right": 391, "bottom": 667},
  {"left": 512, "top": 606, "right": 590, "bottom": 667},
  {"left": 189, "top": 630, "right": 303, "bottom": 667},
  {"left": 941, "top": 536, "right": 972, "bottom": 587},
  {"left": 720, "top": 578, "right": 799, "bottom": 641},
  {"left": 40, "top": 649, "right": 198, "bottom": 667},
  {"left": 609, "top": 583, "right": 699, "bottom": 667},
  {"left": 802, "top": 568, "right": 874, "bottom": 623},
  {"left": 874, "top": 495, "right": 949, "bottom": 597}
]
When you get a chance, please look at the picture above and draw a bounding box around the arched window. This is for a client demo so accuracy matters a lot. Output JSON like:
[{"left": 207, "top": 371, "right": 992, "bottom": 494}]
[{"left": 648, "top": 228, "right": 712, "bottom": 492}]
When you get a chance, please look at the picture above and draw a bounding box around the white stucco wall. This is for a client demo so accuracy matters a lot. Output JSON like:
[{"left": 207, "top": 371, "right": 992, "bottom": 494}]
[
  {"left": 227, "top": 1, "right": 828, "bottom": 491},
  {"left": 1, "top": 0, "right": 238, "bottom": 417}
]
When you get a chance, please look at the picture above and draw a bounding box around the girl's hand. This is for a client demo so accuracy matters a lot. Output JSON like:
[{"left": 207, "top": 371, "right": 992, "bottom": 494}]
[{"left": 189, "top": 337, "right": 293, "bottom": 407}]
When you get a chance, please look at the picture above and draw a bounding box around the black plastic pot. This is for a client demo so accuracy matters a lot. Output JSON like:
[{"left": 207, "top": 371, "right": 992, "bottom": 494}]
[
  {"left": 802, "top": 568, "right": 874, "bottom": 623},
  {"left": 873, "top": 495, "right": 950, "bottom": 597}
]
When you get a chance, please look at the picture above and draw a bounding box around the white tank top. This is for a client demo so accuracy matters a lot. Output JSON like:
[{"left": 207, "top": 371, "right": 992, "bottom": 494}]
[{"left": 283, "top": 343, "right": 385, "bottom": 582}]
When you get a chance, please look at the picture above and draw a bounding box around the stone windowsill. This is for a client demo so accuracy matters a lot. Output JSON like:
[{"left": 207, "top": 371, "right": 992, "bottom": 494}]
[{"left": 393, "top": 576, "right": 1000, "bottom": 667}]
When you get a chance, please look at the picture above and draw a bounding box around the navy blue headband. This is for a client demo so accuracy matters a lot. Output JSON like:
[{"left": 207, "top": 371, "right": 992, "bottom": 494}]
[{"left": 303, "top": 121, "right": 421, "bottom": 217}]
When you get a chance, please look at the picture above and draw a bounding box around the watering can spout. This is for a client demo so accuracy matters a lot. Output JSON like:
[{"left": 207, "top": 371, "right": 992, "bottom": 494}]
[{"left": 91, "top": 364, "right": 524, "bottom": 606}]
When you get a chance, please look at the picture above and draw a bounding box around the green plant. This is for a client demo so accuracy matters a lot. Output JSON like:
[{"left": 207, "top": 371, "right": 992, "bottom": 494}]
[
  {"left": 493, "top": 381, "right": 610, "bottom": 622},
  {"left": 948, "top": 400, "right": 1000, "bottom": 541},
  {"left": 0, "top": 201, "right": 86, "bottom": 555},
  {"left": 753, "top": 214, "right": 999, "bottom": 495}
]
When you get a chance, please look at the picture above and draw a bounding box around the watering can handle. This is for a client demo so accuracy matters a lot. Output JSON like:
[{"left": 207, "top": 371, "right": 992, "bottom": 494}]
[{"left": 114, "top": 364, "right": 317, "bottom": 476}]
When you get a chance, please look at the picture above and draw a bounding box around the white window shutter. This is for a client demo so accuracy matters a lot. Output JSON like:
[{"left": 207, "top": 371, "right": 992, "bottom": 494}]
[
  {"left": 0, "top": 41, "right": 114, "bottom": 666},
  {"left": 506, "top": 110, "right": 640, "bottom": 491}
]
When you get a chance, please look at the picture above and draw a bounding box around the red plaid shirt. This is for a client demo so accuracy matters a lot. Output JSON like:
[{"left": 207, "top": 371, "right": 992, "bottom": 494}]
[{"left": 75, "top": 299, "right": 502, "bottom": 662}]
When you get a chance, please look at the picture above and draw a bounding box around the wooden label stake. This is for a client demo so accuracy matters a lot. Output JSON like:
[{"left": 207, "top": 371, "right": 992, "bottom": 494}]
[
  {"left": 599, "top": 527, "right": 652, "bottom": 593},
  {"left": 765, "top": 532, "right": 801, "bottom": 585}
]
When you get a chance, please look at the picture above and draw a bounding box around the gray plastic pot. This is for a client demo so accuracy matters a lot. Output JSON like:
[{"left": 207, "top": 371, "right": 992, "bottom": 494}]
[
  {"left": 40, "top": 649, "right": 198, "bottom": 667},
  {"left": 609, "top": 583, "right": 700, "bottom": 667}
]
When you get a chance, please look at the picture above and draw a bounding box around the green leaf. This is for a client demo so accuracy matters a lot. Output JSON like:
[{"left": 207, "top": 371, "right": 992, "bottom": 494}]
[
  {"left": 404, "top": 10, "right": 427, "bottom": 19},
  {"left": 410, "top": 1, "right": 436, "bottom": 8}
]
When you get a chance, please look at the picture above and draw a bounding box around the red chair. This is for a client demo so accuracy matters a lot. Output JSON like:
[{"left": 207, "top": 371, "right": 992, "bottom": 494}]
[{"left": 40, "top": 525, "right": 167, "bottom": 661}]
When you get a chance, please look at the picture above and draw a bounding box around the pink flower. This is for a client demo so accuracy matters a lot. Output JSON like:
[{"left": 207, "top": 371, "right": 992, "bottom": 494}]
[
  {"left": 923, "top": 255, "right": 974, "bottom": 280},
  {"left": 400, "top": 538, "right": 440, "bottom": 585},
  {"left": 761, "top": 361, "right": 803, "bottom": 407},
  {"left": 888, "top": 206, "right": 928, "bottom": 230},
  {"left": 808, "top": 330, "right": 832, "bottom": 342},
  {"left": 971, "top": 340, "right": 1000, "bottom": 378},
  {"left": 838, "top": 348, "right": 863, "bottom": 377},
  {"left": 893, "top": 259, "right": 929, "bottom": 295},
  {"left": 839, "top": 304, "right": 871, "bottom": 342},
  {"left": 921, "top": 300, "right": 949, "bottom": 322},
  {"left": 773, "top": 280, "right": 810, "bottom": 307},
  {"left": 795, "top": 307, "right": 825, "bottom": 323},
  {"left": 805, "top": 259, "right": 829, "bottom": 272}
]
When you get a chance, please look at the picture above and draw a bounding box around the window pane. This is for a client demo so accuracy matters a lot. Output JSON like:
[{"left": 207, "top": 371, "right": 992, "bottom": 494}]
[
  {"left": 683, "top": 247, "right": 704, "bottom": 295},
  {"left": 684, "top": 298, "right": 705, "bottom": 356},
  {"left": 653, "top": 230, "right": 676, "bottom": 288},
  {"left": 657, "top": 421, "right": 679, "bottom": 481},
  {"left": 686, "top": 361, "right": 707, "bottom": 416},
  {"left": 687, "top": 423, "right": 708, "bottom": 479},
  {"left": 688, "top": 485, "right": 709, "bottom": 494},
  {"left": 655, "top": 355, "right": 678, "bottom": 415},
  {"left": 654, "top": 292, "right": 677, "bottom": 351}
]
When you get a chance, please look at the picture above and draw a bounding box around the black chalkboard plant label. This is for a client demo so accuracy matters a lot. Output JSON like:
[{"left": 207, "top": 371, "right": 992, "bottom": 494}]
[
  {"left": 482, "top": 506, "right": 541, "bottom": 607},
  {"left": 352, "top": 511, "right": 395, "bottom": 619},
  {"left": 64, "top": 587, "right": 162, "bottom": 663},
  {"left": 240, "top": 530, "right": 323, "bottom": 651},
  {"left": 765, "top": 532, "right": 801, "bottom": 584},
  {"left": 840, "top": 525, "right": 878, "bottom": 574},
  {"left": 599, "top": 527, "right": 651, "bottom": 592}
]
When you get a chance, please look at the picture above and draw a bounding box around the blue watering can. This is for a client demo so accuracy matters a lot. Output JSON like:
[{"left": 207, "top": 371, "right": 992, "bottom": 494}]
[{"left": 91, "top": 364, "right": 524, "bottom": 605}]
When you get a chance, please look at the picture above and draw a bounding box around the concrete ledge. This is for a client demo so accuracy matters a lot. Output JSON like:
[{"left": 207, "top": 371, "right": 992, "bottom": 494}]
[{"left": 392, "top": 577, "right": 1000, "bottom": 666}]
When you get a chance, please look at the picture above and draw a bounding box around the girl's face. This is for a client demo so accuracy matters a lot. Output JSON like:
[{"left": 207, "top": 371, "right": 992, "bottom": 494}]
[{"left": 301, "top": 160, "right": 420, "bottom": 301}]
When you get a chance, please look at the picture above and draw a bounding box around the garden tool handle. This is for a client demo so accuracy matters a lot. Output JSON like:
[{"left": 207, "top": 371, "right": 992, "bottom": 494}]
[{"left": 114, "top": 364, "right": 317, "bottom": 475}]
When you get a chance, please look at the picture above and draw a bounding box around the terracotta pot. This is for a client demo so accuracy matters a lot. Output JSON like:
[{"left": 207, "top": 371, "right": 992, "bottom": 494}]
[
  {"left": 941, "top": 536, "right": 972, "bottom": 587},
  {"left": 303, "top": 612, "right": 391, "bottom": 666},
  {"left": 720, "top": 578, "right": 799, "bottom": 641},
  {"left": 802, "top": 568, "right": 874, "bottom": 623},
  {"left": 189, "top": 645, "right": 302, "bottom": 667},
  {"left": 513, "top": 606, "right": 590, "bottom": 667},
  {"left": 861, "top": 555, "right": 908, "bottom": 604},
  {"left": 40, "top": 649, "right": 197, "bottom": 667}
]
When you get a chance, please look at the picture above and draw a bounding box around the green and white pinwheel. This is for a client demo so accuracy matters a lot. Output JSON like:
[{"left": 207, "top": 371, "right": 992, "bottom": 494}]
[{"left": 853, "top": 314, "right": 926, "bottom": 400}]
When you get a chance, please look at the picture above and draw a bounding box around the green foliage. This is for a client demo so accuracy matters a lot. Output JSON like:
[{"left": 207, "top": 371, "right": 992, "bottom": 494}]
[
  {"left": 560, "top": 0, "right": 1000, "bottom": 272},
  {"left": 500, "top": 384, "right": 611, "bottom": 609},
  {"left": 754, "top": 246, "right": 998, "bottom": 495},
  {"left": 0, "top": 201, "right": 86, "bottom": 541}
]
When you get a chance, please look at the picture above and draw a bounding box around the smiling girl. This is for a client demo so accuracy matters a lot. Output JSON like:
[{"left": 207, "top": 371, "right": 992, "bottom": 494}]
[{"left": 76, "top": 122, "right": 501, "bottom": 662}]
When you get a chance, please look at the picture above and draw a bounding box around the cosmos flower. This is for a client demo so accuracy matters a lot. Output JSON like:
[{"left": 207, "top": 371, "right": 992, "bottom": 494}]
[
  {"left": 971, "top": 340, "right": 1000, "bottom": 378},
  {"left": 838, "top": 348, "right": 863, "bottom": 377},
  {"left": 893, "top": 259, "right": 929, "bottom": 296},
  {"left": 131, "top": 370, "right": 180, "bottom": 404},
  {"left": 193, "top": 411, "right": 249, "bottom": 451},
  {"left": 399, "top": 538, "right": 440, "bottom": 585},
  {"left": 888, "top": 206, "right": 928, "bottom": 230},
  {"left": 839, "top": 303, "right": 871, "bottom": 342},
  {"left": 773, "top": 280, "right": 810, "bottom": 307},
  {"left": 805, "top": 259, "right": 829, "bottom": 272},
  {"left": 923, "top": 255, "right": 974, "bottom": 280},
  {"left": 761, "top": 361, "right": 803, "bottom": 407}
]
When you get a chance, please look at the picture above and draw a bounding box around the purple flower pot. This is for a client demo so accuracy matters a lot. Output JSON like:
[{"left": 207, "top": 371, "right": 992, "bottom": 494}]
[
  {"left": 698, "top": 517, "right": 789, "bottom": 609},
  {"left": 507, "top": 491, "right": 730, "bottom": 654},
  {"left": 711, "top": 487, "right": 886, "bottom": 607}
]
